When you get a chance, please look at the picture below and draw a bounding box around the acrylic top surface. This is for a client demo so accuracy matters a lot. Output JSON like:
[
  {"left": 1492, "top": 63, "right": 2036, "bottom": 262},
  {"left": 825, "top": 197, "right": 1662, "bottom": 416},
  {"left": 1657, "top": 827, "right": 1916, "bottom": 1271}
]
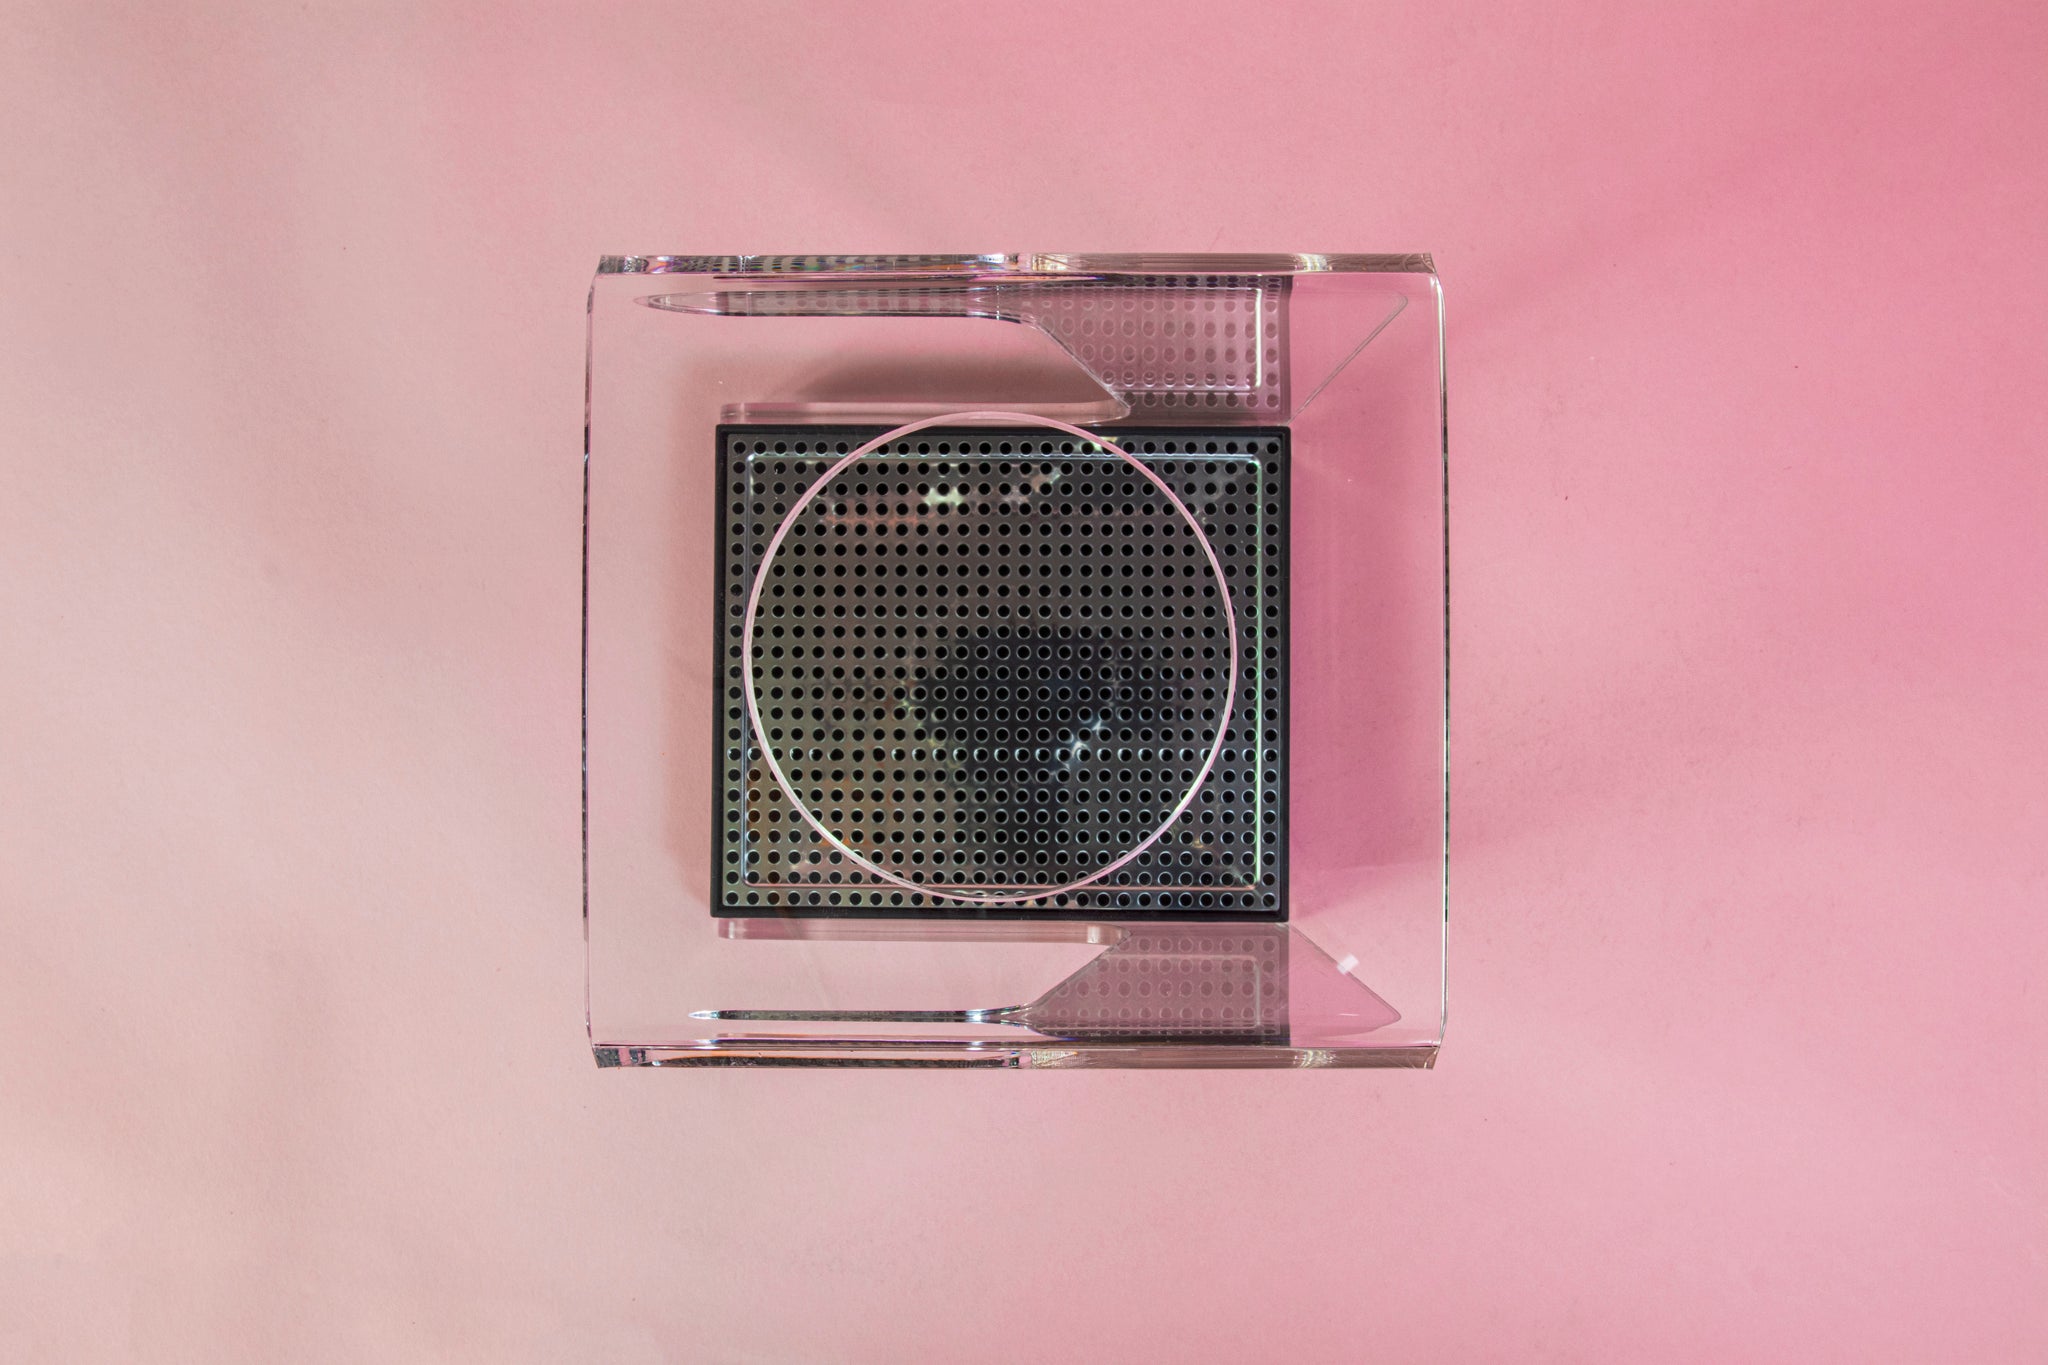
[{"left": 597, "top": 252, "right": 1437, "bottom": 278}]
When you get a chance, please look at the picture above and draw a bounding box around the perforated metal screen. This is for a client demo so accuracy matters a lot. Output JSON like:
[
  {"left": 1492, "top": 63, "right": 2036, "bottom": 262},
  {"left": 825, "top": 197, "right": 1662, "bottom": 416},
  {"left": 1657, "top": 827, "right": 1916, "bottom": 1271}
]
[{"left": 713, "top": 425, "right": 1289, "bottom": 919}]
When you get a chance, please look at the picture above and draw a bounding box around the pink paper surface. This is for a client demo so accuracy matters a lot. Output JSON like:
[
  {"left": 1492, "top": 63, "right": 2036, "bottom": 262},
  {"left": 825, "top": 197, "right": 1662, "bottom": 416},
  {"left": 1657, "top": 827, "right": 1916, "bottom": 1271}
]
[{"left": 3, "top": 3, "right": 2044, "bottom": 1360}]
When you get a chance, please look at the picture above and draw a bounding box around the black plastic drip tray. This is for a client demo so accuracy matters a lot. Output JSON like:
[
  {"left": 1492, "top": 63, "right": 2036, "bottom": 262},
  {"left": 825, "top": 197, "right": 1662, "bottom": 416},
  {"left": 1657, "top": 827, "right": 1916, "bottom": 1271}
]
[{"left": 713, "top": 425, "right": 1289, "bottom": 920}]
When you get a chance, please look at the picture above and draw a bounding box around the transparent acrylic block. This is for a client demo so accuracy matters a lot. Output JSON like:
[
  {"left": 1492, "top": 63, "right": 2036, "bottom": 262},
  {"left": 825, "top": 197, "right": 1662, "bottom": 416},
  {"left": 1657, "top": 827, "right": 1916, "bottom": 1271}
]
[{"left": 585, "top": 254, "right": 1446, "bottom": 1068}]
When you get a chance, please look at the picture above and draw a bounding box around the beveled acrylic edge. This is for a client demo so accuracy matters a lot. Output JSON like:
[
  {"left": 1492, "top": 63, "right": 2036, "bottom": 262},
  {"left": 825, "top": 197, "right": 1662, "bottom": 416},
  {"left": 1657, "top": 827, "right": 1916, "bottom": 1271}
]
[
  {"left": 596, "top": 1042, "right": 1439, "bottom": 1070},
  {"left": 717, "top": 917, "right": 1127, "bottom": 944},
  {"left": 598, "top": 252, "right": 1437, "bottom": 278}
]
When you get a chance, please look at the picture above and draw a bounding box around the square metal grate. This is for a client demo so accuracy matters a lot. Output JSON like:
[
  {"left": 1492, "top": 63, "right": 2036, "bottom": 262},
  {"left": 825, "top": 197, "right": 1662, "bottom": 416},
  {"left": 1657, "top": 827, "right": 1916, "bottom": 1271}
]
[{"left": 713, "top": 425, "right": 1289, "bottom": 919}]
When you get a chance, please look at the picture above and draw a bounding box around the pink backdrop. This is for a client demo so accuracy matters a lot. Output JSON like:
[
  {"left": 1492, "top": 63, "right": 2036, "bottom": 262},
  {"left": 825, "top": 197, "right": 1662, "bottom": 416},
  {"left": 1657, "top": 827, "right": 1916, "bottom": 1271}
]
[{"left": 4, "top": 3, "right": 2044, "bottom": 1360}]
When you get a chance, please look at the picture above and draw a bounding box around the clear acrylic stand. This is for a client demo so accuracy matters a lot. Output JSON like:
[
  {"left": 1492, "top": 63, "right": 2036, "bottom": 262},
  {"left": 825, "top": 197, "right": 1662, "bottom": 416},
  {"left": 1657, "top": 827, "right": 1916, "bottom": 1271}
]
[{"left": 586, "top": 254, "right": 1446, "bottom": 1068}]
